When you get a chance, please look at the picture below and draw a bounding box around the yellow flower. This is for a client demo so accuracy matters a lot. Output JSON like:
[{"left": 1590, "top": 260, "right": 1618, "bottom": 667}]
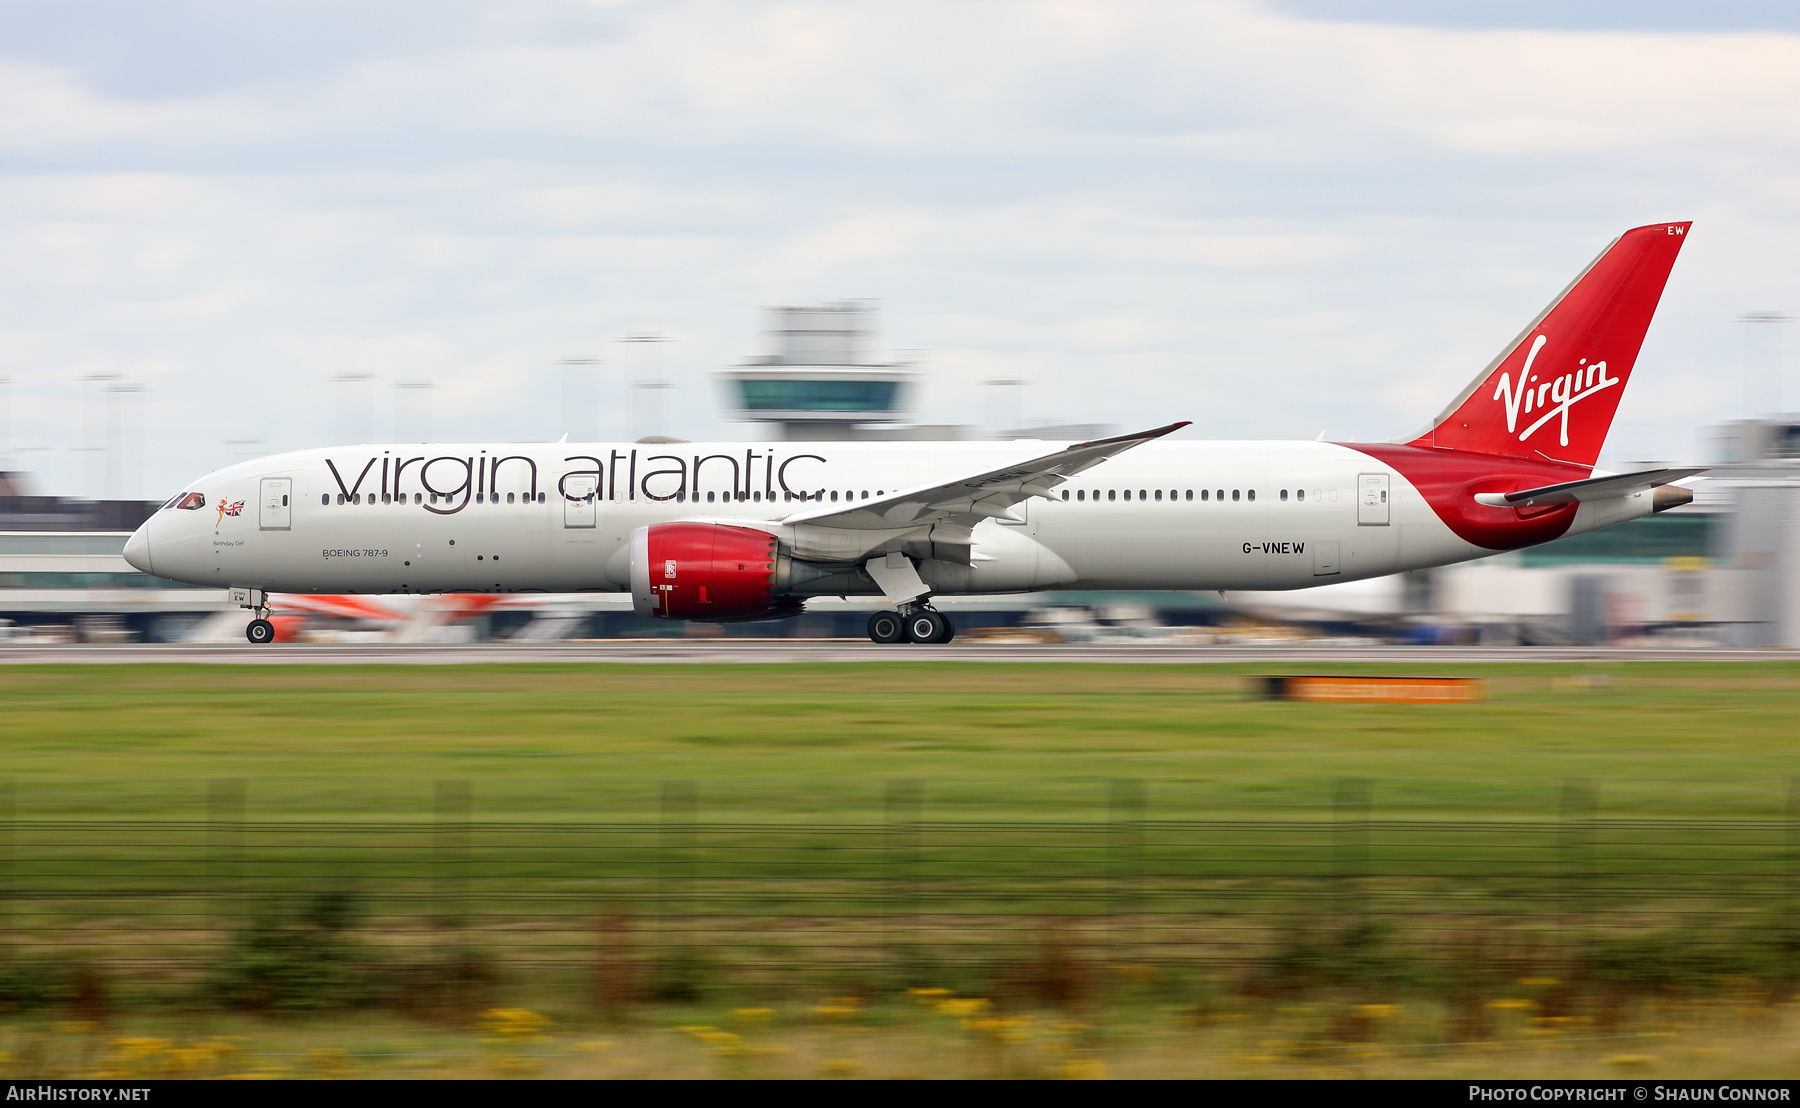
[
  {"left": 1607, "top": 1054, "right": 1657, "bottom": 1068},
  {"left": 1061, "top": 1056, "right": 1108, "bottom": 1080},
  {"left": 479, "top": 1007, "right": 552, "bottom": 1041}
]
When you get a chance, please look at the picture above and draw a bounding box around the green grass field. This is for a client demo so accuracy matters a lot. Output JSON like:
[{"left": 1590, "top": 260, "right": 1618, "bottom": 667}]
[
  {"left": 3, "top": 660, "right": 1794, "bottom": 790},
  {"left": 2, "top": 661, "right": 1799, "bottom": 1078}
]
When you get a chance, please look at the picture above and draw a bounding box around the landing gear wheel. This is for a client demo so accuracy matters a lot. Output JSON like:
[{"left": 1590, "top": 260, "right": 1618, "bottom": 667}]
[
  {"left": 938, "top": 614, "right": 956, "bottom": 644},
  {"left": 246, "top": 618, "right": 274, "bottom": 645},
  {"left": 904, "top": 610, "right": 948, "bottom": 644},
  {"left": 867, "top": 611, "right": 904, "bottom": 644}
]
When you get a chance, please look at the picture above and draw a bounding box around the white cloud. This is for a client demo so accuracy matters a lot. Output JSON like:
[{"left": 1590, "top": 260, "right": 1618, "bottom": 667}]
[{"left": 0, "top": 0, "right": 1797, "bottom": 495}]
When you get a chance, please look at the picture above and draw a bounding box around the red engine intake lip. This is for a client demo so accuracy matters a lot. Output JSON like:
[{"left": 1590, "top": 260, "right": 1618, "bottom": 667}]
[{"left": 630, "top": 522, "right": 785, "bottom": 621}]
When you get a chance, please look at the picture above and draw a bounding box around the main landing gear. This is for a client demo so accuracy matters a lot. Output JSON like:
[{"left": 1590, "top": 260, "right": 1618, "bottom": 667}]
[{"left": 867, "top": 605, "right": 955, "bottom": 644}]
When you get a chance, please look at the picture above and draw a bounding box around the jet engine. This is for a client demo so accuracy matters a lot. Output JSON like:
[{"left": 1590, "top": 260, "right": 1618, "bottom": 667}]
[{"left": 629, "top": 522, "right": 807, "bottom": 622}]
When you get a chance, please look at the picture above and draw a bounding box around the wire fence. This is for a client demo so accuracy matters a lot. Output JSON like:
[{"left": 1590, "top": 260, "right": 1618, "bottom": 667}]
[{"left": 2, "top": 777, "right": 1797, "bottom": 1007}]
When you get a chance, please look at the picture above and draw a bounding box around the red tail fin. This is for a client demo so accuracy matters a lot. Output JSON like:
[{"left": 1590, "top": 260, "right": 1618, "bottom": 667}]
[{"left": 1408, "top": 222, "right": 1690, "bottom": 469}]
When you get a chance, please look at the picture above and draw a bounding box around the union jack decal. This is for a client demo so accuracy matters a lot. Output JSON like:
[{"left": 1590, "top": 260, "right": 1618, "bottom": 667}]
[{"left": 217, "top": 499, "right": 245, "bottom": 518}]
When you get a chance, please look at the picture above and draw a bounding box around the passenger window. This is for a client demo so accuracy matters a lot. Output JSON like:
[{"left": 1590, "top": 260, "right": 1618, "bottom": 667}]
[
  {"left": 1248, "top": 489, "right": 1256, "bottom": 502},
  {"left": 1185, "top": 490, "right": 1193, "bottom": 501},
  {"left": 1061, "top": 490, "right": 1069, "bottom": 501},
  {"left": 1217, "top": 490, "right": 1224, "bottom": 501},
  {"left": 1231, "top": 490, "right": 1239, "bottom": 502},
  {"left": 831, "top": 491, "right": 839, "bottom": 502},
  {"left": 1077, "top": 490, "right": 1085, "bottom": 501},
  {"left": 861, "top": 491, "right": 868, "bottom": 499},
  {"left": 538, "top": 492, "right": 545, "bottom": 504},
  {"left": 1155, "top": 489, "right": 1162, "bottom": 501},
  {"left": 1201, "top": 489, "right": 1209, "bottom": 502},
  {"left": 1108, "top": 490, "right": 1116, "bottom": 502},
  {"left": 707, "top": 491, "right": 715, "bottom": 503},
  {"left": 1297, "top": 489, "right": 1305, "bottom": 502},
  {"left": 321, "top": 494, "right": 329, "bottom": 506},
  {"left": 1139, "top": 490, "right": 1146, "bottom": 500},
  {"left": 754, "top": 491, "right": 762, "bottom": 502},
  {"left": 177, "top": 492, "right": 207, "bottom": 511},
  {"left": 1313, "top": 489, "right": 1322, "bottom": 501},
  {"left": 1280, "top": 489, "right": 1288, "bottom": 501}
]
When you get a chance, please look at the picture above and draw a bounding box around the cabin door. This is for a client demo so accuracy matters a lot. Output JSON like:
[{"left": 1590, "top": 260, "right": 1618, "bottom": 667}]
[
  {"left": 259, "top": 478, "right": 292, "bottom": 531},
  {"left": 563, "top": 476, "right": 597, "bottom": 528},
  {"left": 1357, "top": 473, "right": 1390, "bottom": 526}
]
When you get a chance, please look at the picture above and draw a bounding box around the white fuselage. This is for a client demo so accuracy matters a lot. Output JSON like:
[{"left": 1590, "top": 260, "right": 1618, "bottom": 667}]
[{"left": 128, "top": 439, "right": 1645, "bottom": 598}]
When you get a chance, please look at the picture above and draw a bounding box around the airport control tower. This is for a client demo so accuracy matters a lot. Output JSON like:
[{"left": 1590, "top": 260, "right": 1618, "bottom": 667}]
[{"left": 718, "top": 302, "right": 918, "bottom": 441}]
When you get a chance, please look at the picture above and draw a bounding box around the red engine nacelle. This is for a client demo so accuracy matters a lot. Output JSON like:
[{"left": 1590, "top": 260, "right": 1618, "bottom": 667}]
[{"left": 629, "top": 522, "right": 801, "bottom": 621}]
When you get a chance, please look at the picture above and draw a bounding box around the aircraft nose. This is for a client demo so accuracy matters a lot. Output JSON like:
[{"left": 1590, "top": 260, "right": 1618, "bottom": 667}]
[{"left": 122, "top": 522, "right": 153, "bottom": 576}]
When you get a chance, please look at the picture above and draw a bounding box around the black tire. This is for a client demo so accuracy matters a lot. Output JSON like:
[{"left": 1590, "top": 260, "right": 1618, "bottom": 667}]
[
  {"left": 246, "top": 618, "right": 275, "bottom": 645},
  {"left": 867, "top": 611, "right": 904, "bottom": 644},
  {"left": 938, "top": 614, "right": 956, "bottom": 644},
  {"left": 904, "top": 610, "right": 947, "bottom": 644}
]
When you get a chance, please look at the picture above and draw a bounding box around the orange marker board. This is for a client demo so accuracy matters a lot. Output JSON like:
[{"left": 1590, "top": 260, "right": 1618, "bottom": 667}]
[{"left": 1259, "top": 675, "right": 1486, "bottom": 704}]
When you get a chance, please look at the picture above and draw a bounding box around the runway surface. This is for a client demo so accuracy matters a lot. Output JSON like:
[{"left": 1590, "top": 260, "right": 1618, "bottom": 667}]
[{"left": 0, "top": 641, "right": 1793, "bottom": 664}]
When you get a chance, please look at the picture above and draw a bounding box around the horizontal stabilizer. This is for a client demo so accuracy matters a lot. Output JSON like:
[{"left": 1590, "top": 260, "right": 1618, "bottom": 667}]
[{"left": 1473, "top": 466, "right": 1706, "bottom": 509}]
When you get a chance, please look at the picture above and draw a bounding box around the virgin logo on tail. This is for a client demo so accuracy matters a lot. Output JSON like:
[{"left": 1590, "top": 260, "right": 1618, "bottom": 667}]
[
  {"left": 1408, "top": 222, "right": 1689, "bottom": 470},
  {"left": 1491, "top": 334, "right": 1620, "bottom": 448}
]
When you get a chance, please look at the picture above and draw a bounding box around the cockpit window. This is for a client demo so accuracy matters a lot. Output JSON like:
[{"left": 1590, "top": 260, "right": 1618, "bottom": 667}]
[
  {"left": 175, "top": 492, "right": 207, "bottom": 510},
  {"left": 161, "top": 493, "right": 185, "bottom": 510}
]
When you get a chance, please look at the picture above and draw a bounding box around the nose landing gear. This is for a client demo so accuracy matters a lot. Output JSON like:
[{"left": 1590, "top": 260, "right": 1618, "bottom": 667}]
[{"left": 230, "top": 587, "right": 276, "bottom": 646}]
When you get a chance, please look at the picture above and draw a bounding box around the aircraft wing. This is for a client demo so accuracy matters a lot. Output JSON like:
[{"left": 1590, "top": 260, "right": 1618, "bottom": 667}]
[
  {"left": 1473, "top": 466, "right": 1707, "bottom": 508},
  {"left": 779, "top": 421, "right": 1191, "bottom": 531}
]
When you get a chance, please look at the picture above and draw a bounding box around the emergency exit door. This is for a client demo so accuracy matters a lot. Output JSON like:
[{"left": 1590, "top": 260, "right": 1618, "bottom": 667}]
[
  {"left": 259, "top": 478, "right": 292, "bottom": 531},
  {"left": 563, "top": 476, "right": 597, "bottom": 528},
  {"left": 1357, "top": 473, "right": 1390, "bottom": 526}
]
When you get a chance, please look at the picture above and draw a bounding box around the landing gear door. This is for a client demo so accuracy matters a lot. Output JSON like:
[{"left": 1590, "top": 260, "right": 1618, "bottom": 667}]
[
  {"left": 563, "top": 476, "right": 597, "bottom": 528},
  {"left": 259, "top": 478, "right": 292, "bottom": 531},
  {"left": 1357, "top": 473, "right": 1390, "bottom": 526}
]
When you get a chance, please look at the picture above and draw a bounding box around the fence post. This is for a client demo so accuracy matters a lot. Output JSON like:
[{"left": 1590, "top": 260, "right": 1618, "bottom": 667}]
[
  {"left": 1559, "top": 778, "right": 1596, "bottom": 954},
  {"left": 1787, "top": 777, "right": 1798, "bottom": 940},
  {"left": 0, "top": 779, "right": 12, "bottom": 956},
  {"left": 659, "top": 781, "right": 697, "bottom": 970},
  {"left": 1108, "top": 779, "right": 1146, "bottom": 969},
  {"left": 885, "top": 779, "right": 922, "bottom": 983},
  {"left": 1334, "top": 778, "right": 1372, "bottom": 925},
  {"left": 207, "top": 779, "right": 245, "bottom": 944},
  {"left": 433, "top": 780, "right": 471, "bottom": 955}
]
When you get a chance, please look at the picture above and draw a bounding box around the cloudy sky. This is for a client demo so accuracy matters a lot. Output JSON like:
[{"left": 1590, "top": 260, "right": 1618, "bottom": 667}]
[{"left": 2, "top": 0, "right": 1798, "bottom": 498}]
